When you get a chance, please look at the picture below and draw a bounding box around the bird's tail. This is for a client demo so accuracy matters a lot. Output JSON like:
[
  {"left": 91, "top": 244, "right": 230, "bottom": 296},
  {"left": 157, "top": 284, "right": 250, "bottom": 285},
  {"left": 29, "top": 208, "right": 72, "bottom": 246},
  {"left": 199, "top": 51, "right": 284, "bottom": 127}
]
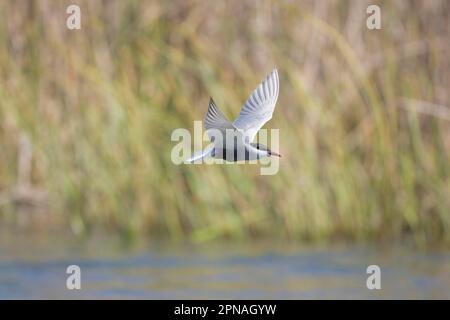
[{"left": 185, "top": 144, "right": 215, "bottom": 164}]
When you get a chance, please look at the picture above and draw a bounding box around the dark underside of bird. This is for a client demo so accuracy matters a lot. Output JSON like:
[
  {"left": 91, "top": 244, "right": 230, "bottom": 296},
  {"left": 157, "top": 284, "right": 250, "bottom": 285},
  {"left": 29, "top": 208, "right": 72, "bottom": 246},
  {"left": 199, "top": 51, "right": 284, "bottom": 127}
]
[{"left": 211, "top": 142, "right": 281, "bottom": 162}]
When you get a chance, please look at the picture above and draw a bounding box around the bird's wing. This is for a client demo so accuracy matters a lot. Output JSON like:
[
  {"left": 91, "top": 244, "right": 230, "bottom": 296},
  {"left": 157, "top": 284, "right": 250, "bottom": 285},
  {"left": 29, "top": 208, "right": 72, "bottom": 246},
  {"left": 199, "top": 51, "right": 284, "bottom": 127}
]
[
  {"left": 185, "top": 143, "right": 214, "bottom": 163},
  {"left": 233, "top": 68, "right": 279, "bottom": 143},
  {"left": 204, "top": 98, "right": 244, "bottom": 148},
  {"left": 204, "top": 98, "right": 235, "bottom": 136}
]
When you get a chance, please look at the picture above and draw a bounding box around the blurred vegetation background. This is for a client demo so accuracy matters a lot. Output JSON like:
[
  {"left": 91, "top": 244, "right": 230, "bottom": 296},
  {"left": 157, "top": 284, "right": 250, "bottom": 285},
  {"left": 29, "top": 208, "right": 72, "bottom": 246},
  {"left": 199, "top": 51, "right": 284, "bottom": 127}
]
[{"left": 0, "top": 0, "right": 449, "bottom": 246}]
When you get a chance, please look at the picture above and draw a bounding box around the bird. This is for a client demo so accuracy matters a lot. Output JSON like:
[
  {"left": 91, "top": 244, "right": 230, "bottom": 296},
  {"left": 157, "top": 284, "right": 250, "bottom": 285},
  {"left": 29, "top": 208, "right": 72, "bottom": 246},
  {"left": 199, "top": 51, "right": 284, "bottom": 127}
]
[{"left": 187, "top": 68, "right": 281, "bottom": 163}]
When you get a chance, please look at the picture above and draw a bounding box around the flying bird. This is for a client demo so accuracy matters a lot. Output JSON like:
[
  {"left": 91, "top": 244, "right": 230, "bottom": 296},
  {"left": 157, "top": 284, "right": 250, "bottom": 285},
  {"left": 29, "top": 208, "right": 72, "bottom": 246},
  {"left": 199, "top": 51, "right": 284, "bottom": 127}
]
[{"left": 187, "top": 68, "right": 281, "bottom": 163}]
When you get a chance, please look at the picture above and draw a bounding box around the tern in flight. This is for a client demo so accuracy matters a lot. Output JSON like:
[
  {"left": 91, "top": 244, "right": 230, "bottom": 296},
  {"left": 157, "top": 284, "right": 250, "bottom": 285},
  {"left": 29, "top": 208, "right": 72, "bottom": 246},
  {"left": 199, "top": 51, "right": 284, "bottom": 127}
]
[{"left": 187, "top": 68, "right": 281, "bottom": 163}]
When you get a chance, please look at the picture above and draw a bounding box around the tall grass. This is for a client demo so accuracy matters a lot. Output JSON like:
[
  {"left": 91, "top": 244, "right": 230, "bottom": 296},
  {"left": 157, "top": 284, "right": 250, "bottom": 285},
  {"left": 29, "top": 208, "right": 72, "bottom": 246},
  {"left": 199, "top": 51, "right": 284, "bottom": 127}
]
[{"left": 0, "top": 0, "right": 449, "bottom": 245}]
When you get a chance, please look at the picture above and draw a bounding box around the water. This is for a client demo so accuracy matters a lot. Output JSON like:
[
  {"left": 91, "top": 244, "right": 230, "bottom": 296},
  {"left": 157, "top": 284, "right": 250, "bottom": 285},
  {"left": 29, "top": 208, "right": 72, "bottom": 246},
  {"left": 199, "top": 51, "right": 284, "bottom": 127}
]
[{"left": 1, "top": 234, "right": 449, "bottom": 299}]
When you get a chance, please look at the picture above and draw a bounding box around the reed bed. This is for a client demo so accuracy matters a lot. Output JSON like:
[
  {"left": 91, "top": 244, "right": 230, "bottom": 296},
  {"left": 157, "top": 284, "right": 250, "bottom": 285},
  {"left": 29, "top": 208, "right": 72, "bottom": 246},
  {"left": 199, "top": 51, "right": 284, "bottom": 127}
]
[{"left": 0, "top": 0, "right": 449, "bottom": 246}]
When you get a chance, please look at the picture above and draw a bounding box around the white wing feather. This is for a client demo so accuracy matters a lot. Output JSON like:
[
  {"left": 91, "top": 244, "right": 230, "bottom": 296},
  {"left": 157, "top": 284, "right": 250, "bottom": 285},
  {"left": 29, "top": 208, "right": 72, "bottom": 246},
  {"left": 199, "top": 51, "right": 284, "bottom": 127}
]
[
  {"left": 204, "top": 98, "right": 236, "bottom": 141},
  {"left": 204, "top": 98, "right": 246, "bottom": 150},
  {"left": 233, "top": 68, "right": 279, "bottom": 142}
]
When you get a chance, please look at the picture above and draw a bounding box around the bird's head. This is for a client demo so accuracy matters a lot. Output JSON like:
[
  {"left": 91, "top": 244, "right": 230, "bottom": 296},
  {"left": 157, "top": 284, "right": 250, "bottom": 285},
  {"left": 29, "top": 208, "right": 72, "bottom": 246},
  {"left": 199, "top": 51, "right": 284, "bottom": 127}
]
[{"left": 253, "top": 143, "right": 282, "bottom": 158}]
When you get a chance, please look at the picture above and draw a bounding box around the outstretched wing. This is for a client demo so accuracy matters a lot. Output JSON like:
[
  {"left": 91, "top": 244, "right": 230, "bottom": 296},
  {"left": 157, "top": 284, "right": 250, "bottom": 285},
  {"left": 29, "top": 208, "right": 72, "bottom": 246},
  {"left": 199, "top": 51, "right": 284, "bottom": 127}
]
[
  {"left": 204, "top": 98, "right": 236, "bottom": 140},
  {"left": 204, "top": 98, "right": 245, "bottom": 150},
  {"left": 233, "top": 68, "right": 279, "bottom": 143}
]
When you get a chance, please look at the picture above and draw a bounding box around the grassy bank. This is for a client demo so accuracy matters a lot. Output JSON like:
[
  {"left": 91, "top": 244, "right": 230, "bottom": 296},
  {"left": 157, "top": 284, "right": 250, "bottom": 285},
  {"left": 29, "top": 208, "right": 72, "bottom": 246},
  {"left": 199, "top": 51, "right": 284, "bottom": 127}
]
[{"left": 0, "top": 1, "right": 449, "bottom": 246}]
